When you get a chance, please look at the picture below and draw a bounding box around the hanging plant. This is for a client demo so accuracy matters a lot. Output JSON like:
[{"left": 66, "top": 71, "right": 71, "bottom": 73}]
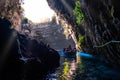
[{"left": 73, "top": 1, "right": 84, "bottom": 25}]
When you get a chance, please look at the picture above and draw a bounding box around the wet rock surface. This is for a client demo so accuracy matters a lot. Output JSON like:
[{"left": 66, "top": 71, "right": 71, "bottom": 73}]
[{"left": 47, "top": 0, "right": 120, "bottom": 67}]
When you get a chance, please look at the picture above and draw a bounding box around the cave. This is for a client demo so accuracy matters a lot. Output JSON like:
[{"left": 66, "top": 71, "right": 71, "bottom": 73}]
[
  {"left": 0, "top": 0, "right": 120, "bottom": 80},
  {"left": 47, "top": 0, "right": 120, "bottom": 67}
]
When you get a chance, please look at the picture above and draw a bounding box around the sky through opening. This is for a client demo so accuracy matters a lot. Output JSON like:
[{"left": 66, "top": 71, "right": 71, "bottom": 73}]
[{"left": 22, "top": 0, "right": 55, "bottom": 23}]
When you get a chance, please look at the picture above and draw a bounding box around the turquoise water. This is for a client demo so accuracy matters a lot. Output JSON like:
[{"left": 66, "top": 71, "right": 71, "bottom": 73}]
[
  {"left": 57, "top": 50, "right": 65, "bottom": 56},
  {"left": 76, "top": 52, "right": 93, "bottom": 58},
  {"left": 57, "top": 50, "right": 93, "bottom": 58},
  {"left": 57, "top": 50, "right": 120, "bottom": 80}
]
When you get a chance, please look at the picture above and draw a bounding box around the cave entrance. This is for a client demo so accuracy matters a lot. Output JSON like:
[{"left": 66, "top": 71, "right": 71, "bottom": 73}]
[
  {"left": 21, "top": 0, "right": 55, "bottom": 23},
  {"left": 21, "top": 0, "right": 76, "bottom": 50}
]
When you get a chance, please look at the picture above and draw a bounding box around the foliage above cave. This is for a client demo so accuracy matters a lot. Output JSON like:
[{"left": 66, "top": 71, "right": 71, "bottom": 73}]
[{"left": 73, "top": 1, "right": 84, "bottom": 25}]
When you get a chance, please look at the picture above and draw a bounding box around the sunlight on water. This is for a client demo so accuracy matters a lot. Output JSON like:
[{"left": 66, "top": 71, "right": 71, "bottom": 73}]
[
  {"left": 77, "top": 52, "right": 93, "bottom": 58},
  {"left": 57, "top": 50, "right": 93, "bottom": 58},
  {"left": 57, "top": 50, "right": 65, "bottom": 56},
  {"left": 22, "top": 0, "right": 55, "bottom": 23}
]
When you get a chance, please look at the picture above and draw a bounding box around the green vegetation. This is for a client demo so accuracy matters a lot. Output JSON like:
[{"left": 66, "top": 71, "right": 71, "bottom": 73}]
[
  {"left": 73, "top": 1, "right": 84, "bottom": 25},
  {"left": 62, "top": 61, "right": 69, "bottom": 79},
  {"left": 78, "top": 35, "right": 84, "bottom": 45}
]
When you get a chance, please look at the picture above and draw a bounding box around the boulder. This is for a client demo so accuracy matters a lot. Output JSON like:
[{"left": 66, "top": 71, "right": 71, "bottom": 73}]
[{"left": 0, "top": 18, "right": 60, "bottom": 80}]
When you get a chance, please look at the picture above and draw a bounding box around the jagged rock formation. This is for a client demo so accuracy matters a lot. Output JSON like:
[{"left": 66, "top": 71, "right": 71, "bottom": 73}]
[
  {"left": 0, "top": 18, "right": 60, "bottom": 80},
  {"left": 47, "top": 0, "right": 120, "bottom": 67}
]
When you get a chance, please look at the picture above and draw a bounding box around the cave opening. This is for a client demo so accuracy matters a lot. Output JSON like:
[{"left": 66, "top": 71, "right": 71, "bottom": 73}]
[
  {"left": 21, "top": 0, "right": 76, "bottom": 50},
  {"left": 22, "top": 0, "right": 55, "bottom": 23},
  {"left": 0, "top": 0, "right": 120, "bottom": 80}
]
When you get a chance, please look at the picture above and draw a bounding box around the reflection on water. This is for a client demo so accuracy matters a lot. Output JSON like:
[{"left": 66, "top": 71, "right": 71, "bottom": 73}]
[
  {"left": 76, "top": 52, "right": 93, "bottom": 58},
  {"left": 46, "top": 73, "right": 57, "bottom": 80},
  {"left": 50, "top": 51, "right": 120, "bottom": 80},
  {"left": 57, "top": 50, "right": 65, "bottom": 56},
  {"left": 57, "top": 50, "right": 93, "bottom": 58}
]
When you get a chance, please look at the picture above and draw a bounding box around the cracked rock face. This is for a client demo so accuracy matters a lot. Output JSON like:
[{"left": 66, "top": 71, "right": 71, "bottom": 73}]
[{"left": 47, "top": 0, "right": 120, "bottom": 66}]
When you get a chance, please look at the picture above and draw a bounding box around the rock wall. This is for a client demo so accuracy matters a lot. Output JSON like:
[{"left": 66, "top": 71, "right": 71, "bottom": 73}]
[
  {"left": 47, "top": 0, "right": 120, "bottom": 66},
  {"left": 81, "top": 0, "right": 120, "bottom": 66},
  {"left": 0, "top": 18, "right": 60, "bottom": 80},
  {"left": 47, "top": 0, "right": 76, "bottom": 26}
]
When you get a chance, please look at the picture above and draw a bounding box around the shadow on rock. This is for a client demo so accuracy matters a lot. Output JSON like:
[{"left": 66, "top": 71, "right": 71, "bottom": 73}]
[{"left": 0, "top": 18, "right": 60, "bottom": 80}]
